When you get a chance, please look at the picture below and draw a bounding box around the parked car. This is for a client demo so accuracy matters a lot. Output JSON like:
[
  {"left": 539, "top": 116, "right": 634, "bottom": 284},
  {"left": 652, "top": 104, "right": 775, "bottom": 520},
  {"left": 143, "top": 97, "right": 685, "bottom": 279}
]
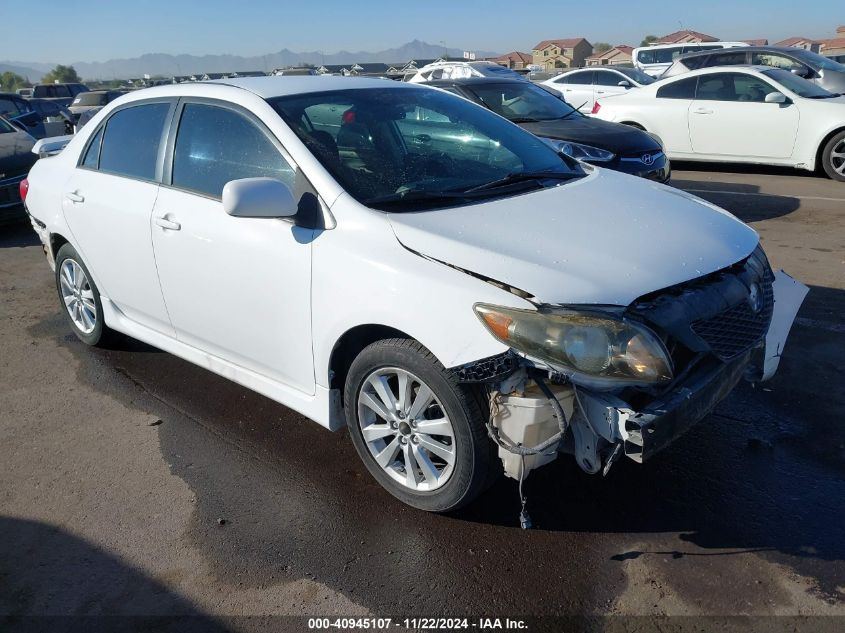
[
  {"left": 16, "top": 88, "right": 33, "bottom": 98},
  {"left": 0, "top": 116, "right": 37, "bottom": 224},
  {"left": 0, "top": 92, "right": 52, "bottom": 138},
  {"left": 23, "top": 77, "right": 805, "bottom": 513},
  {"left": 632, "top": 42, "right": 749, "bottom": 77},
  {"left": 592, "top": 65, "right": 845, "bottom": 180},
  {"left": 31, "top": 83, "right": 89, "bottom": 107},
  {"left": 406, "top": 60, "right": 524, "bottom": 83},
  {"left": 28, "top": 98, "right": 75, "bottom": 136},
  {"left": 68, "top": 90, "right": 126, "bottom": 121},
  {"left": 660, "top": 46, "right": 845, "bottom": 94},
  {"left": 427, "top": 77, "right": 669, "bottom": 181},
  {"left": 541, "top": 67, "right": 656, "bottom": 113}
]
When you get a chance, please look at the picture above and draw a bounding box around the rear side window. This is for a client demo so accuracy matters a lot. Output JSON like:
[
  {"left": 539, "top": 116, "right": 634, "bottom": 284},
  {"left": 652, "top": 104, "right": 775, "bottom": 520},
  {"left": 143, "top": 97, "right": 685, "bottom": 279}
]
[
  {"left": 656, "top": 77, "right": 698, "bottom": 99},
  {"left": 99, "top": 103, "right": 170, "bottom": 180},
  {"left": 707, "top": 51, "right": 748, "bottom": 67},
  {"left": 556, "top": 71, "right": 592, "bottom": 85},
  {"left": 171, "top": 103, "right": 295, "bottom": 199},
  {"left": 81, "top": 126, "right": 104, "bottom": 168}
]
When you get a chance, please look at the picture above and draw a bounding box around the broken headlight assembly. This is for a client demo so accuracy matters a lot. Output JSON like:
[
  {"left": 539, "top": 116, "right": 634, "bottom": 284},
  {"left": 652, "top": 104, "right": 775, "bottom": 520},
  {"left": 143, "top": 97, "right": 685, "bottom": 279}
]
[
  {"left": 474, "top": 304, "right": 673, "bottom": 388},
  {"left": 541, "top": 138, "right": 615, "bottom": 162}
]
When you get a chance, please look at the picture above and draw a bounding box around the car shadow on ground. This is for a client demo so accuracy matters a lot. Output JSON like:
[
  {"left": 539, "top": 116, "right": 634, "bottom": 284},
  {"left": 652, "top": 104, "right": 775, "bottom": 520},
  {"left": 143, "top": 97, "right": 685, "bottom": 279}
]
[
  {"left": 669, "top": 178, "right": 802, "bottom": 223},
  {"left": 671, "top": 161, "right": 821, "bottom": 179},
  {"left": 0, "top": 516, "right": 232, "bottom": 632}
]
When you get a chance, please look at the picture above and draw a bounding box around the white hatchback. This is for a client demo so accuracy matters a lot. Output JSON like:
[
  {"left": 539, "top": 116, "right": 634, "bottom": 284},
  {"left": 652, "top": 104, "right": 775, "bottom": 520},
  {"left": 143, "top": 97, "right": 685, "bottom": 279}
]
[{"left": 24, "top": 77, "right": 806, "bottom": 514}]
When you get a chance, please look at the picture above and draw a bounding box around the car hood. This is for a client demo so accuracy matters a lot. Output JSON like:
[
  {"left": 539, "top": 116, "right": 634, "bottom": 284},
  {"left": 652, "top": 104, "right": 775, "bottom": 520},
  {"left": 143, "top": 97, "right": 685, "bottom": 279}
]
[
  {"left": 0, "top": 130, "right": 36, "bottom": 177},
  {"left": 388, "top": 168, "right": 759, "bottom": 306},
  {"left": 518, "top": 116, "right": 660, "bottom": 154}
]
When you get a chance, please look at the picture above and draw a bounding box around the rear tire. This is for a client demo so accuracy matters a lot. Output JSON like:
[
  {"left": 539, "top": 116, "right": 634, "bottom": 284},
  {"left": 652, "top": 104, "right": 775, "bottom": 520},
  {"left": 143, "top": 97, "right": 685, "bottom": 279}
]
[
  {"left": 344, "top": 338, "right": 498, "bottom": 512},
  {"left": 54, "top": 243, "right": 115, "bottom": 346},
  {"left": 821, "top": 130, "right": 845, "bottom": 182}
]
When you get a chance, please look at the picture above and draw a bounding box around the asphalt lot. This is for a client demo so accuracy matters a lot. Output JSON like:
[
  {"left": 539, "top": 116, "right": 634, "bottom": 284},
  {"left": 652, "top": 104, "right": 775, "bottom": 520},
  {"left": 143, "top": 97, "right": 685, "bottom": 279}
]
[{"left": 1, "top": 164, "right": 844, "bottom": 632}]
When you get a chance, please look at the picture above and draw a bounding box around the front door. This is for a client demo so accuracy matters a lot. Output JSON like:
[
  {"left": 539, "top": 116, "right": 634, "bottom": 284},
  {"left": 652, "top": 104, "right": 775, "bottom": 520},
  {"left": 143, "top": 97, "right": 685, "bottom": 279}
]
[
  {"left": 150, "top": 100, "right": 315, "bottom": 394},
  {"left": 689, "top": 72, "right": 799, "bottom": 158}
]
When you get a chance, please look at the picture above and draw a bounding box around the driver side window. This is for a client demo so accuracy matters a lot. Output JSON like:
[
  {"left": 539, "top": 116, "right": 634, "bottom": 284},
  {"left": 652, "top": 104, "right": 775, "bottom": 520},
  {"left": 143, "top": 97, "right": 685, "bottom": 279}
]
[{"left": 696, "top": 73, "right": 773, "bottom": 102}]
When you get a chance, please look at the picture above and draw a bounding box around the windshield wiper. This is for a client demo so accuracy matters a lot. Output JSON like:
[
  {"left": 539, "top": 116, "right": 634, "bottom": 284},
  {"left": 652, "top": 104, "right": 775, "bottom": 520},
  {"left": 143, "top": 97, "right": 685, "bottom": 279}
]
[
  {"left": 363, "top": 189, "right": 475, "bottom": 209},
  {"left": 462, "top": 170, "right": 580, "bottom": 193},
  {"left": 509, "top": 116, "right": 540, "bottom": 123}
]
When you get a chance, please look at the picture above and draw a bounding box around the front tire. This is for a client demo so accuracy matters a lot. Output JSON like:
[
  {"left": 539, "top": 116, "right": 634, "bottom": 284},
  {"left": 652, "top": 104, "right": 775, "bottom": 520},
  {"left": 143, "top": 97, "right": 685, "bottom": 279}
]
[
  {"left": 821, "top": 130, "right": 845, "bottom": 182},
  {"left": 344, "top": 339, "right": 497, "bottom": 512},
  {"left": 55, "top": 243, "right": 114, "bottom": 346}
]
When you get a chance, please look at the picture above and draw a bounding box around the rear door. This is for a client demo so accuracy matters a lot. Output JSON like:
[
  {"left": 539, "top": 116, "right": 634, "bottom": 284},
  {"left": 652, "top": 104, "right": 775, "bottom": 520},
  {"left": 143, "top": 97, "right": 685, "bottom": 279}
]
[
  {"left": 551, "top": 71, "right": 594, "bottom": 112},
  {"left": 60, "top": 100, "right": 176, "bottom": 335},
  {"left": 653, "top": 76, "right": 699, "bottom": 153},
  {"left": 688, "top": 72, "right": 799, "bottom": 158}
]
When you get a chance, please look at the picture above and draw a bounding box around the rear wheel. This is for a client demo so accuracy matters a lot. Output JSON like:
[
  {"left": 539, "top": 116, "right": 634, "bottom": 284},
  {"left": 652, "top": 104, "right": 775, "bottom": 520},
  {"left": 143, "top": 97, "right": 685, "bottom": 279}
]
[
  {"left": 55, "top": 243, "right": 115, "bottom": 346},
  {"left": 344, "top": 339, "right": 497, "bottom": 512},
  {"left": 821, "top": 131, "right": 845, "bottom": 181}
]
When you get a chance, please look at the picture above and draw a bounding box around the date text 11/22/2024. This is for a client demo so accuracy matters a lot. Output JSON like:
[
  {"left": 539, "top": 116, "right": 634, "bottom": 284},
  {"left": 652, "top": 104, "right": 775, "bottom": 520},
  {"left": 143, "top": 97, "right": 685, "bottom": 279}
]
[{"left": 307, "top": 617, "right": 529, "bottom": 630}]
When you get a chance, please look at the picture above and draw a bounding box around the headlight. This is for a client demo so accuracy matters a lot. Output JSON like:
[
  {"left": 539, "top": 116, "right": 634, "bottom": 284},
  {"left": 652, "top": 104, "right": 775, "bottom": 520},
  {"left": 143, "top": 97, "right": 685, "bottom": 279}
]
[
  {"left": 474, "top": 303, "right": 673, "bottom": 387},
  {"left": 542, "top": 137, "right": 615, "bottom": 162}
]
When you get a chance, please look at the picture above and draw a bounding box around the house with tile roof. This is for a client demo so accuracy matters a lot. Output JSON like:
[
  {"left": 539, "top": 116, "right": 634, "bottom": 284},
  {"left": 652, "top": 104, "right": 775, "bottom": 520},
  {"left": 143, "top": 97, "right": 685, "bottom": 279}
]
[
  {"left": 656, "top": 30, "right": 719, "bottom": 44},
  {"left": 585, "top": 45, "right": 634, "bottom": 66},
  {"left": 773, "top": 36, "right": 821, "bottom": 52},
  {"left": 531, "top": 38, "right": 593, "bottom": 71},
  {"left": 490, "top": 51, "right": 532, "bottom": 69}
]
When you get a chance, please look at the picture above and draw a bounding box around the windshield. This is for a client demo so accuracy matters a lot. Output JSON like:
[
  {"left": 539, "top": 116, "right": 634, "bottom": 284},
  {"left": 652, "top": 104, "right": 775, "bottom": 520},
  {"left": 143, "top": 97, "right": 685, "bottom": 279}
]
[
  {"left": 268, "top": 87, "right": 583, "bottom": 210},
  {"left": 476, "top": 64, "right": 522, "bottom": 78},
  {"left": 763, "top": 68, "right": 836, "bottom": 98},
  {"left": 467, "top": 82, "right": 578, "bottom": 121},
  {"left": 72, "top": 92, "right": 108, "bottom": 106},
  {"left": 614, "top": 67, "right": 655, "bottom": 85},
  {"left": 792, "top": 49, "right": 845, "bottom": 72}
]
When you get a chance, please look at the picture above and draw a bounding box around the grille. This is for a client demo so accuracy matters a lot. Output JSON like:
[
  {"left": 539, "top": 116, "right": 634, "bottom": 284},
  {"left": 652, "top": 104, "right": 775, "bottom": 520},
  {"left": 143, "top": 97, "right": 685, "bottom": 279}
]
[
  {"left": 691, "top": 276, "right": 773, "bottom": 361},
  {"left": 454, "top": 353, "right": 517, "bottom": 383}
]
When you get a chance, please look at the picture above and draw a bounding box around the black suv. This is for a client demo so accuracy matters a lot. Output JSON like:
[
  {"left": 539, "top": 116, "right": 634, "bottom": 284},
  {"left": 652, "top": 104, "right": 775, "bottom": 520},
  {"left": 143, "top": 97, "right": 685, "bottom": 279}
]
[{"left": 31, "top": 83, "right": 89, "bottom": 108}]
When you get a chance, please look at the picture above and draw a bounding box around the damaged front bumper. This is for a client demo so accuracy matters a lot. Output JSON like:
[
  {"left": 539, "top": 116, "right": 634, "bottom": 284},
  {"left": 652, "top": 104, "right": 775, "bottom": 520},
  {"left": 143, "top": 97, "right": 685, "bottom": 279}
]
[{"left": 478, "top": 268, "right": 808, "bottom": 480}]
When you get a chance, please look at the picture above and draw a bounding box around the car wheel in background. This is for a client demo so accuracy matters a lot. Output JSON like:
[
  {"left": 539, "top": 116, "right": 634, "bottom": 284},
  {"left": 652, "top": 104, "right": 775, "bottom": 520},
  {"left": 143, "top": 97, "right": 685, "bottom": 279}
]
[
  {"left": 54, "top": 243, "right": 115, "bottom": 346},
  {"left": 821, "top": 130, "right": 845, "bottom": 182},
  {"left": 344, "top": 338, "right": 497, "bottom": 512}
]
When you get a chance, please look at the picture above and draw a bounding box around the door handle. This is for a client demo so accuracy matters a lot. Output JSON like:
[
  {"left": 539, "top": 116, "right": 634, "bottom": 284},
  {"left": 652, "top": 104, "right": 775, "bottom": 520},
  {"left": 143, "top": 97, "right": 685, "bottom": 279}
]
[
  {"left": 154, "top": 215, "right": 181, "bottom": 231},
  {"left": 596, "top": 90, "right": 606, "bottom": 94},
  {"left": 692, "top": 108, "right": 714, "bottom": 115},
  {"left": 64, "top": 191, "right": 84, "bottom": 203}
]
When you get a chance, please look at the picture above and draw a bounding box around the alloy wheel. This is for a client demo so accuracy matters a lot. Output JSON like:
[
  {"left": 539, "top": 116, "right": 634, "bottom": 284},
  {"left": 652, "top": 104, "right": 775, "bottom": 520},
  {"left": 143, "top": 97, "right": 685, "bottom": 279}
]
[
  {"left": 357, "top": 367, "right": 456, "bottom": 492},
  {"left": 831, "top": 139, "right": 845, "bottom": 176},
  {"left": 59, "top": 258, "right": 97, "bottom": 334}
]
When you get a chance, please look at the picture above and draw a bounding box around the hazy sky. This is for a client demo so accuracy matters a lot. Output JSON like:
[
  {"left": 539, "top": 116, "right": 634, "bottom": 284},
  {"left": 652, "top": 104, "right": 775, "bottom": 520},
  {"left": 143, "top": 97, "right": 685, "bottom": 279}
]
[{"left": 3, "top": 0, "right": 842, "bottom": 63}]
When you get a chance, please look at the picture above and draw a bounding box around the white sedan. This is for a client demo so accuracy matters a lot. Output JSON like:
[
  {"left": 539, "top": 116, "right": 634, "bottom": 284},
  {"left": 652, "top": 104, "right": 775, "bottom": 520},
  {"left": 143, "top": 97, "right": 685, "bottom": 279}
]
[
  {"left": 592, "top": 65, "right": 845, "bottom": 180},
  {"left": 542, "top": 67, "right": 656, "bottom": 113},
  {"left": 23, "top": 77, "right": 806, "bottom": 514}
]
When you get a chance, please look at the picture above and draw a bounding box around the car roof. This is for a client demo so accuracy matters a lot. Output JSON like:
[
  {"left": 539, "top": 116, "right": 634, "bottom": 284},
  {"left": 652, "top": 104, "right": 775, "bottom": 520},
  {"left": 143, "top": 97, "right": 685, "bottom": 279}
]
[
  {"left": 427, "top": 77, "right": 528, "bottom": 87},
  {"left": 210, "top": 75, "right": 413, "bottom": 98},
  {"left": 680, "top": 45, "right": 807, "bottom": 59}
]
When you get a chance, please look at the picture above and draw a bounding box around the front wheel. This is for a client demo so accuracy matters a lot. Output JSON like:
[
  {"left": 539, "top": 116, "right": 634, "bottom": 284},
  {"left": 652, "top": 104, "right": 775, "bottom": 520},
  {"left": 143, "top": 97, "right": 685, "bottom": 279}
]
[
  {"left": 54, "top": 243, "right": 115, "bottom": 346},
  {"left": 821, "top": 131, "right": 845, "bottom": 181},
  {"left": 344, "top": 339, "right": 497, "bottom": 512}
]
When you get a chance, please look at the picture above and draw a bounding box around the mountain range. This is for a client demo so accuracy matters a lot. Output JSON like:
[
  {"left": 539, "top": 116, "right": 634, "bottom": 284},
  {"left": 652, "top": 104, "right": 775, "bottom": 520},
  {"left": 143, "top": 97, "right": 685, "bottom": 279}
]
[{"left": 1, "top": 40, "right": 500, "bottom": 81}]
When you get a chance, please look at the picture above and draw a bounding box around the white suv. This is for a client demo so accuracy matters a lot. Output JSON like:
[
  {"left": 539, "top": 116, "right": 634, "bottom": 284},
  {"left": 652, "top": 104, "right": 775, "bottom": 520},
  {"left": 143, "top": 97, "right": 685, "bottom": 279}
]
[
  {"left": 406, "top": 60, "right": 523, "bottom": 83},
  {"left": 23, "top": 77, "right": 805, "bottom": 513}
]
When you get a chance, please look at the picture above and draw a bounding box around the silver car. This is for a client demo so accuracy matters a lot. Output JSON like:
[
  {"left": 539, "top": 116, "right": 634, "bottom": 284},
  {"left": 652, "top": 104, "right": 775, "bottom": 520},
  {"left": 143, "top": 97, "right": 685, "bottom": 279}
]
[{"left": 661, "top": 46, "right": 845, "bottom": 94}]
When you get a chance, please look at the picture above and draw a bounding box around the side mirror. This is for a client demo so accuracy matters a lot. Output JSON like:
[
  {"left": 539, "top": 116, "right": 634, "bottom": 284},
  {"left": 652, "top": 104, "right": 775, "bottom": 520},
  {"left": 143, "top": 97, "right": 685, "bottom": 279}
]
[
  {"left": 764, "top": 91, "right": 787, "bottom": 104},
  {"left": 790, "top": 67, "right": 810, "bottom": 78},
  {"left": 617, "top": 79, "right": 632, "bottom": 88},
  {"left": 222, "top": 177, "right": 298, "bottom": 219}
]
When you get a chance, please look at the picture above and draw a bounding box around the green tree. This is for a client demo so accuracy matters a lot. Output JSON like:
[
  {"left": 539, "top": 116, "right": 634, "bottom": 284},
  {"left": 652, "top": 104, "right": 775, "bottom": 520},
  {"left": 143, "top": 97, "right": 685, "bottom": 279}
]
[
  {"left": 41, "top": 64, "right": 82, "bottom": 84},
  {"left": 593, "top": 42, "right": 612, "bottom": 54},
  {"left": 0, "top": 71, "right": 30, "bottom": 92},
  {"left": 640, "top": 35, "right": 659, "bottom": 47}
]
